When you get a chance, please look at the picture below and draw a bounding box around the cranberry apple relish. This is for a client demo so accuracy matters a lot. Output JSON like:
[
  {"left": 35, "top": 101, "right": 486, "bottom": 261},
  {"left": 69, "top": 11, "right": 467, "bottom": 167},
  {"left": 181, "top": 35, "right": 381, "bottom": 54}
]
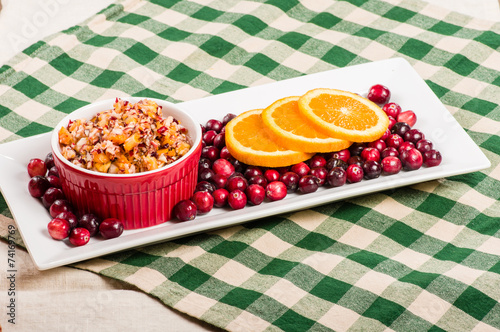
[{"left": 58, "top": 98, "right": 192, "bottom": 174}]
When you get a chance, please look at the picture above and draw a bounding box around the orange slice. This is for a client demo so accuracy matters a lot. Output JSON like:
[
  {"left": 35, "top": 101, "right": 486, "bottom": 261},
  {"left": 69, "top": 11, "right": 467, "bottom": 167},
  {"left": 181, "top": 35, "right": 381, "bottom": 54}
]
[
  {"left": 225, "top": 109, "right": 314, "bottom": 167},
  {"left": 261, "top": 96, "right": 352, "bottom": 153},
  {"left": 298, "top": 88, "right": 389, "bottom": 142}
]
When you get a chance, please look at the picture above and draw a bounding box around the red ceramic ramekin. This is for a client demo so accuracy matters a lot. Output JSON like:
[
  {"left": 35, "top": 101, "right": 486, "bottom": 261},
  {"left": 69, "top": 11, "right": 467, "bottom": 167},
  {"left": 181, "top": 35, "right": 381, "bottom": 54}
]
[{"left": 51, "top": 97, "right": 202, "bottom": 229}]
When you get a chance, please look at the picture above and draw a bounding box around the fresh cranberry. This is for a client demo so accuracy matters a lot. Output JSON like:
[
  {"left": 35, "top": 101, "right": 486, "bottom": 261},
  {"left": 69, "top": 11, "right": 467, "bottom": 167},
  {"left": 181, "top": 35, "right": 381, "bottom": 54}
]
[
  {"left": 49, "top": 199, "right": 72, "bottom": 218},
  {"left": 27, "top": 158, "right": 47, "bottom": 177},
  {"left": 381, "top": 147, "right": 399, "bottom": 159},
  {"left": 361, "top": 147, "right": 380, "bottom": 162},
  {"left": 56, "top": 211, "right": 78, "bottom": 229},
  {"left": 363, "top": 160, "right": 382, "bottom": 180},
  {"left": 326, "top": 158, "right": 348, "bottom": 171},
  {"left": 231, "top": 159, "right": 246, "bottom": 173},
  {"left": 275, "top": 166, "right": 290, "bottom": 174},
  {"left": 226, "top": 175, "right": 248, "bottom": 192},
  {"left": 213, "top": 133, "right": 226, "bottom": 150},
  {"left": 398, "top": 141, "right": 415, "bottom": 153},
  {"left": 198, "top": 157, "right": 212, "bottom": 172},
  {"left": 310, "top": 167, "right": 327, "bottom": 186},
  {"left": 392, "top": 122, "right": 411, "bottom": 137},
  {"left": 400, "top": 148, "right": 423, "bottom": 171},
  {"left": 387, "top": 116, "right": 396, "bottom": 130},
  {"left": 326, "top": 167, "right": 347, "bottom": 187},
  {"left": 202, "top": 130, "right": 217, "bottom": 145},
  {"left": 69, "top": 227, "right": 90, "bottom": 246},
  {"left": 212, "top": 159, "right": 235, "bottom": 178},
  {"left": 349, "top": 143, "right": 365, "bottom": 156},
  {"left": 46, "top": 175, "right": 61, "bottom": 189},
  {"left": 381, "top": 156, "right": 402, "bottom": 175},
  {"left": 219, "top": 146, "right": 232, "bottom": 160},
  {"left": 248, "top": 175, "right": 268, "bottom": 187},
  {"left": 224, "top": 155, "right": 239, "bottom": 166},
  {"left": 47, "top": 218, "right": 71, "bottom": 240},
  {"left": 397, "top": 110, "right": 417, "bottom": 127},
  {"left": 47, "top": 166, "right": 59, "bottom": 178},
  {"left": 367, "top": 84, "right": 391, "bottom": 104},
  {"left": 330, "top": 149, "right": 350, "bottom": 162},
  {"left": 298, "top": 175, "right": 319, "bottom": 194},
  {"left": 266, "top": 181, "right": 287, "bottom": 201},
  {"left": 205, "top": 119, "right": 223, "bottom": 133},
  {"left": 99, "top": 218, "right": 124, "bottom": 239},
  {"left": 191, "top": 191, "right": 214, "bottom": 214},
  {"left": 229, "top": 172, "right": 244, "bottom": 179},
  {"left": 382, "top": 102, "right": 402, "bottom": 118},
  {"left": 228, "top": 189, "right": 247, "bottom": 210},
  {"left": 291, "top": 162, "right": 310, "bottom": 177},
  {"left": 346, "top": 164, "right": 363, "bottom": 183},
  {"left": 28, "top": 175, "right": 51, "bottom": 198},
  {"left": 367, "top": 139, "right": 386, "bottom": 152},
  {"left": 404, "top": 128, "right": 425, "bottom": 144},
  {"left": 380, "top": 128, "right": 391, "bottom": 141},
  {"left": 201, "top": 146, "right": 220, "bottom": 162},
  {"left": 42, "top": 187, "right": 65, "bottom": 209},
  {"left": 264, "top": 169, "right": 280, "bottom": 182},
  {"left": 78, "top": 213, "right": 101, "bottom": 237},
  {"left": 213, "top": 188, "right": 229, "bottom": 207},
  {"left": 423, "top": 150, "right": 442, "bottom": 167},
  {"left": 244, "top": 166, "right": 263, "bottom": 179},
  {"left": 416, "top": 139, "right": 433, "bottom": 154},
  {"left": 45, "top": 152, "right": 55, "bottom": 170},
  {"left": 212, "top": 174, "right": 228, "bottom": 189},
  {"left": 195, "top": 181, "right": 216, "bottom": 193},
  {"left": 280, "top": 172, "right": 300, "bottom": 192},
  {"left": 222, "top": 113, "right": 237, "bottom": 126},
  {"left": 347, "top": 156, "right": 363, "bottom": 167},
  {"left": 198, "top": 168, "right": 215, "bottom": 182},
  {"left": 385, "top": 134, "right": 404, "bottom": 150},
  {"left": 173, "top": 200, "right": 197, "bottom": 221},
  {"left": 308, "top": 155, "right": 327, "bottom": 168},
  {"left": 246, "top": 184, "right": 266, "bottom": 205}
]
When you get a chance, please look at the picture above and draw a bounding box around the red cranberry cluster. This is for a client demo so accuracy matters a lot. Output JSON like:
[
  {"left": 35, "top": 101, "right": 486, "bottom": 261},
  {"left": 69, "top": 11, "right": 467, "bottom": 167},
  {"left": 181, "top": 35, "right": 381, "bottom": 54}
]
[
  {"left": 27, "top": 154, "right": 124, "bottom": 246},
  {"left": 173, "top": 84, "right": 442, "bottom": 221}
]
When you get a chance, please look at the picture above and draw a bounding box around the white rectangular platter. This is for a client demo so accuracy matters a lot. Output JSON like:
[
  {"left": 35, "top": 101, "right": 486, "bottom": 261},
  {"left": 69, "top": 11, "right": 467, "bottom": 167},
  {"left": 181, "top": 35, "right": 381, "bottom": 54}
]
[{"left": 0, "top": 58, "right": 491, "bottom": 270}]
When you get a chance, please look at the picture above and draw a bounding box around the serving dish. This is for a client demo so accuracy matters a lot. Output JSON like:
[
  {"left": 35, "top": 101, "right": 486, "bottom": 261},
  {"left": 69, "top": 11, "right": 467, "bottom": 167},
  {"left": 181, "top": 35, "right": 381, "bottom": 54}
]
[
  {"left": 51, "top": 97, "right": 202, "bottom": 229},
  {"left": 0, "top": 58, "right": 491, "bottom": 270}
]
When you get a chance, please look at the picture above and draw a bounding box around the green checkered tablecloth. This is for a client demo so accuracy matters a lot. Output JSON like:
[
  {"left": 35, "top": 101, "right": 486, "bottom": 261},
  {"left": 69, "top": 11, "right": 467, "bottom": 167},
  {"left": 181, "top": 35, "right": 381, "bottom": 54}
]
[{"left": 1, "top": 0, "right": 499, "bottom": 330}]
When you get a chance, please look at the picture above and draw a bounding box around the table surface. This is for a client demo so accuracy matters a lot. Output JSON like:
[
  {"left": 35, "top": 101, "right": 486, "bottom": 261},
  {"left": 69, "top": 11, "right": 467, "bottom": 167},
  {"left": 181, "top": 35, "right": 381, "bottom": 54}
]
[
  {"left": 0, "top": 0, "right": 498, "bottom": 331},
  {"left": 0, "top": 0, "right": 499, "bottom": 66}
]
